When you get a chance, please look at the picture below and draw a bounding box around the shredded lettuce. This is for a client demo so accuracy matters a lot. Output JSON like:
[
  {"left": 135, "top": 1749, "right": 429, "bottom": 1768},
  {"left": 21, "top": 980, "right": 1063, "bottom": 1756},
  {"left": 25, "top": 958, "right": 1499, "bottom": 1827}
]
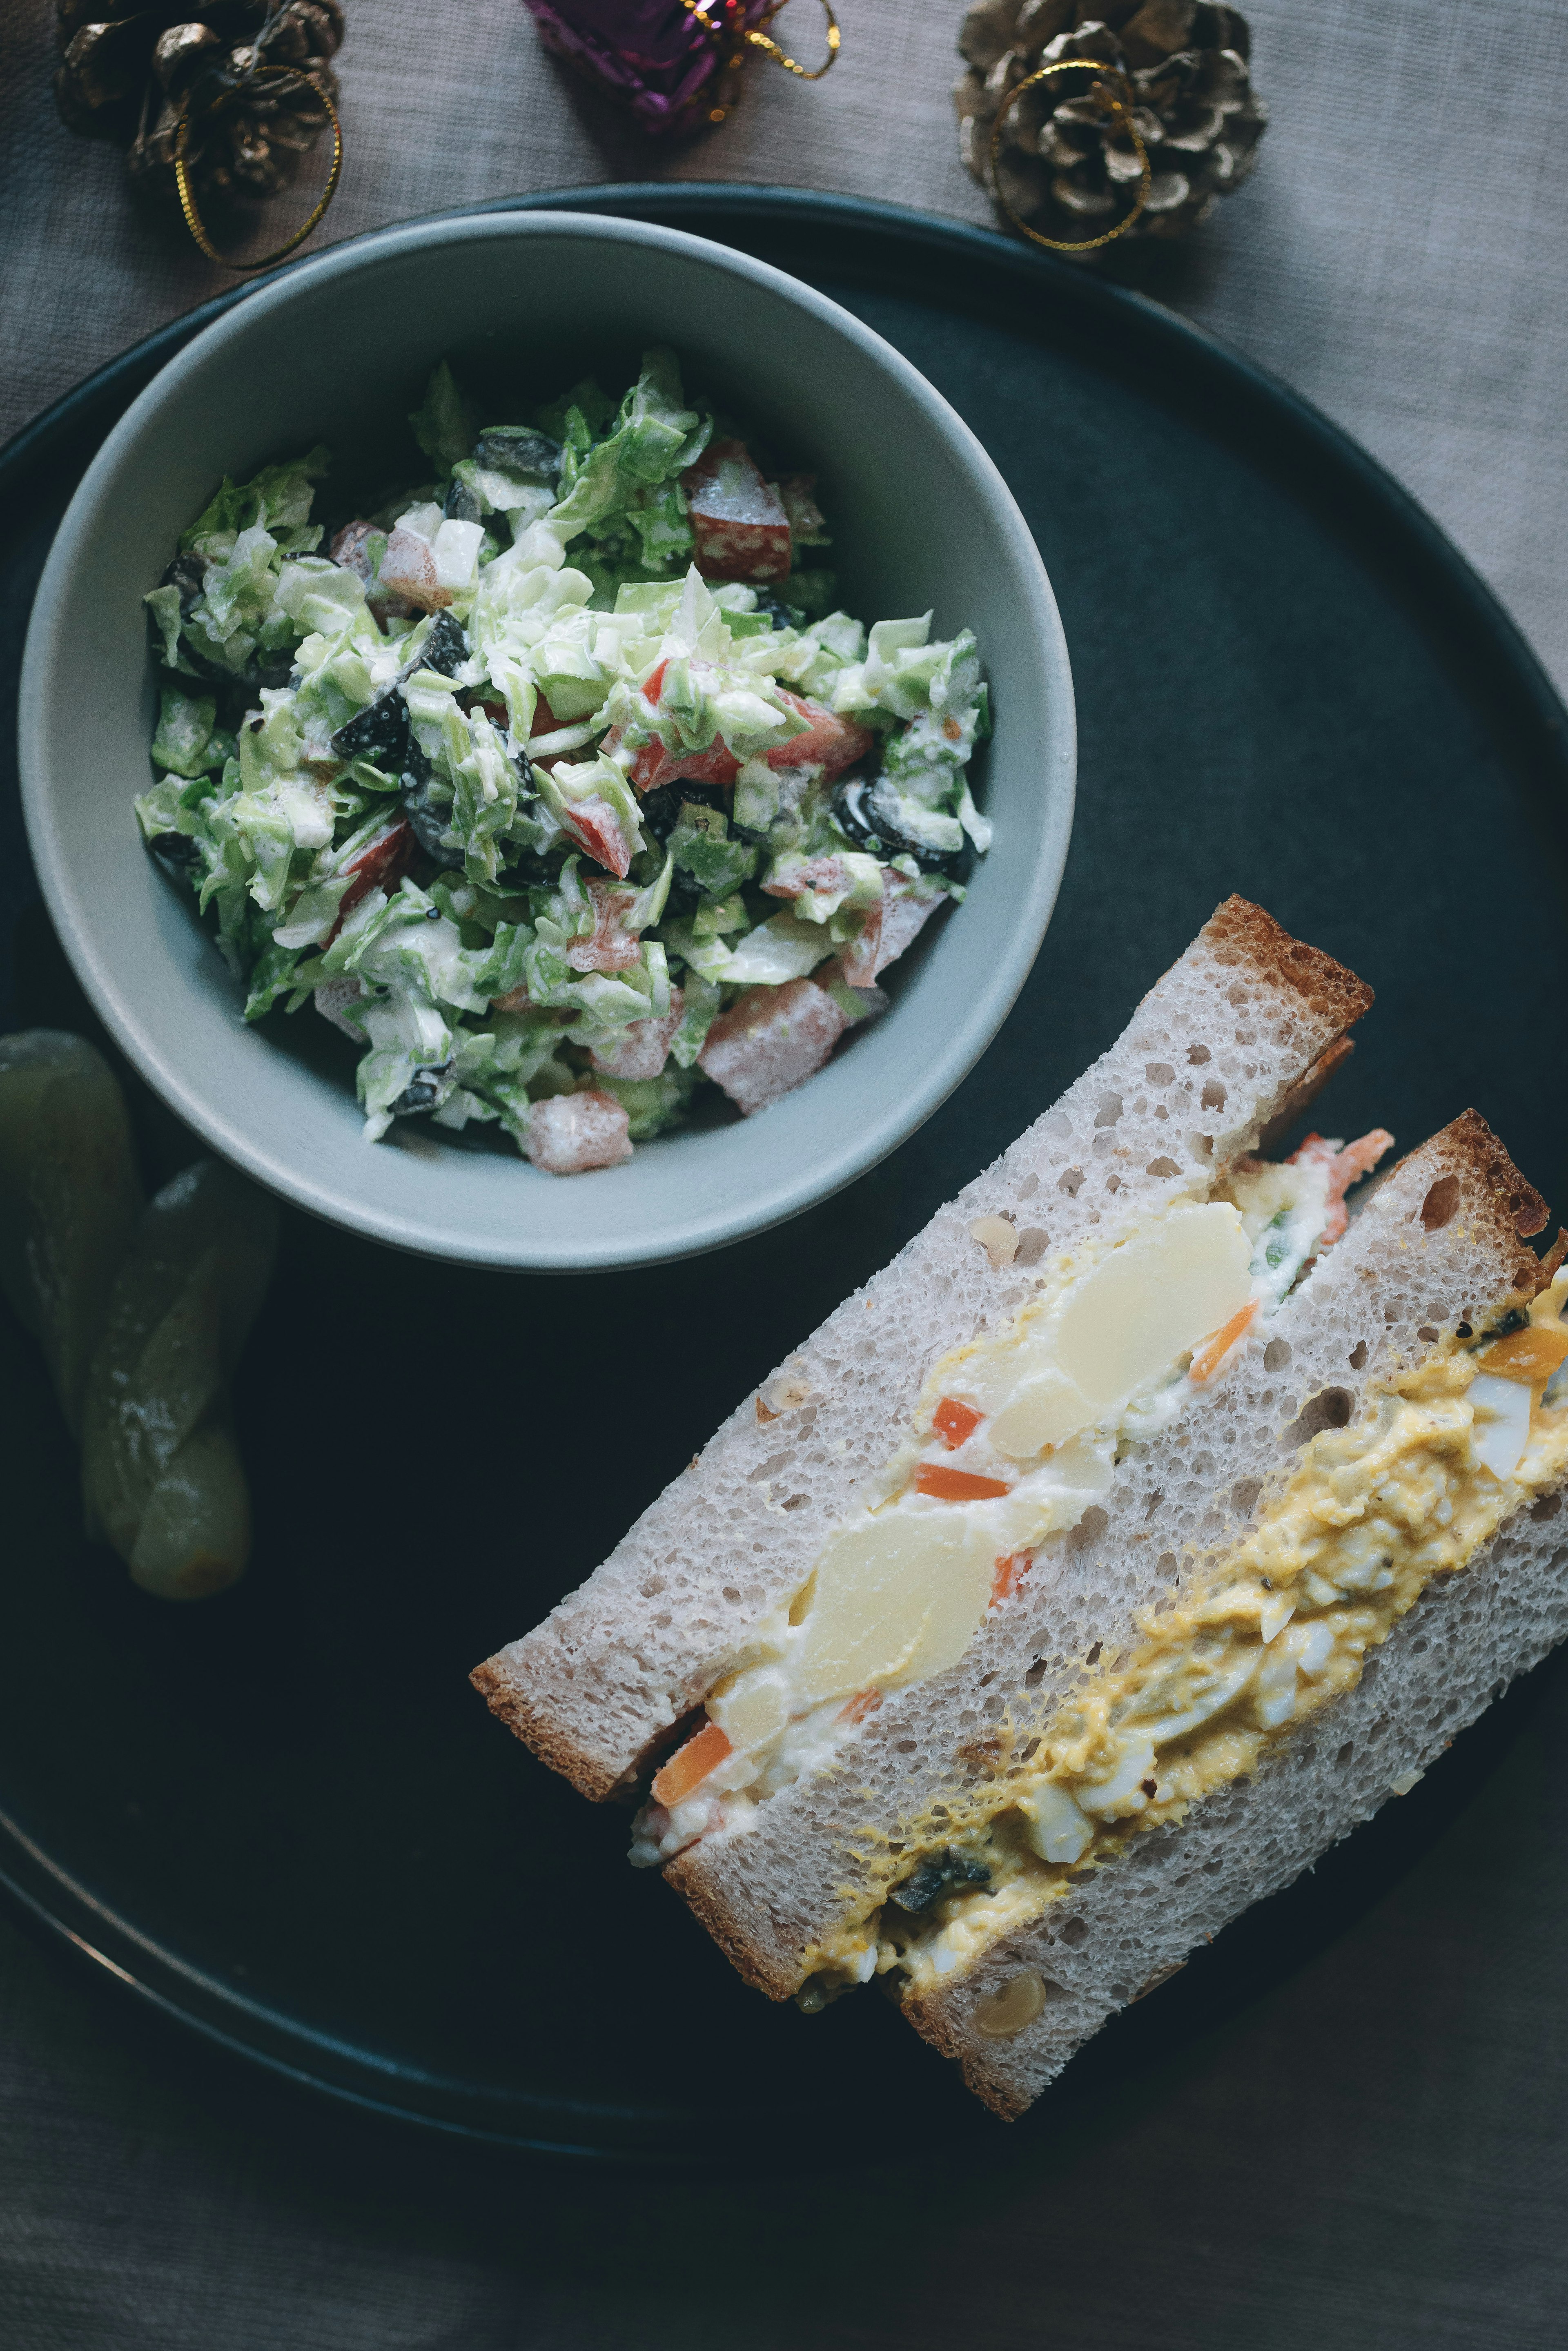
[
  {"left": 179, "top": 448, "right": 330, "bottom": 557},
  {"left": 409, "top": 361, "right": 475, "bottom": 482},
  {"left": 137, "top": 352, "right": 990, "bottom": 1164}
]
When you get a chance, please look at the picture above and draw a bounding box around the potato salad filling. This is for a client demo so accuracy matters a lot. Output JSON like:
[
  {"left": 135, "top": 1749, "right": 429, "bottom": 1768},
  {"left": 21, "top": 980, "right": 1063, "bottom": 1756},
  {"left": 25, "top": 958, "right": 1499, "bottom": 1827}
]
[
  {"left": 134, "top": 352, "right": 989, "bottom": 1174},
  {"left": 794, "top": 1267, "right": 1568, "bottom": 2009},
  {"left": 630, "top": 1129, "right": 1392, "bottom": 1867}
]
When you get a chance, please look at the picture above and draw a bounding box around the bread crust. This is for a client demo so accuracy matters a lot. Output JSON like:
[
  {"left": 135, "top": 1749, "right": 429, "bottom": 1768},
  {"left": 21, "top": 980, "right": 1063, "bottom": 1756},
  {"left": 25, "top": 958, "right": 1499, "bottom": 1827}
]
[
  {"left": 1197, "top": 896, "right": 1374, "bottom": 1035},
  {"left": 663, "top": 1847, "right": 800, "bottom": 1999},
  {"left": 1255, "top": 1035, "right": 1354, "bottom": 1157},
  {"left": 1536, "top": 1230, "right": 1568, "bottom": 1289},
  {"left": 468, "top": 1655, "right": 623, "bottom": 1802},
  {"left": 1408, "top": 1105, "right": 1548, "bottom": 1253}
]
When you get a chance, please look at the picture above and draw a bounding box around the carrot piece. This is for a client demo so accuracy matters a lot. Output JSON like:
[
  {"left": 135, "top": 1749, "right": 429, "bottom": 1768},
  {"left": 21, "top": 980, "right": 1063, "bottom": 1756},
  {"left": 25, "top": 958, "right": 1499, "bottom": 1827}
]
[
  {"left": 933, "top": 1396, "right": 982, "bottom": 1450},
  {"left": 651, "top": 1719, "right": 733, "bottom": 1807},
  {"left": 1330, "top": 1128, "right": 1396, "bottom": 1194},
  {"left": 990, "top": 1555, "right": 1028, "bottom": 1607},
  {"left": 1291, "top": 1128, "right": 1396, "bottom": 1243},
  {"left": 1478, "top": 1325, "right": 1568, "bottom": 1385},
  {"left": 839, "top": 1688, "right": 882, "bottom": 1725},
  {"left": 915, "top": 1464, "right": 1012, "bottom": 1502},
  {"left": 1190, "top": 1299, "right": 1259, "bottom": 1384}
]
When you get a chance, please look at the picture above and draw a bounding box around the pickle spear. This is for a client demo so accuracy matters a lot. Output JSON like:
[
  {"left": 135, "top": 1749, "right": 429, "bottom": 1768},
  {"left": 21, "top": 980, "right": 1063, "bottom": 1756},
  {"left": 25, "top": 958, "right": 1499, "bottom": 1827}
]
[
  {"left": 81, "top": 1159, "right": 279, "bottom": 1600},
  {"left": 0, "top": 1030, "right": 143, "bottom": 1438}
]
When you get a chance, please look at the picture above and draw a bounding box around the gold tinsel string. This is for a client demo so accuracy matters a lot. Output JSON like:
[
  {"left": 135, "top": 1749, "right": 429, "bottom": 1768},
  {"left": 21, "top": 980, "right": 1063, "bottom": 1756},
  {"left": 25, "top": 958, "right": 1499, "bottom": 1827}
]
[
  {"left": 988, "top": 58, "right": 1151, "bottom": 254},
  {"left": 679, "top": 0, "right": 841, "bottom": 126},
  {"left": 174, "top": 62, "right": 343, "bottom": 272}
]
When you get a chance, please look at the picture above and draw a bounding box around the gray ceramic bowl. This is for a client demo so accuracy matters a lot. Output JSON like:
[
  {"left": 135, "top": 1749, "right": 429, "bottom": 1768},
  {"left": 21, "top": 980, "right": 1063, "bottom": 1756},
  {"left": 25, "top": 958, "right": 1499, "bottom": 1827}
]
[{"left": 20, "top": 212, "right": 1074, "bottom": 1270}]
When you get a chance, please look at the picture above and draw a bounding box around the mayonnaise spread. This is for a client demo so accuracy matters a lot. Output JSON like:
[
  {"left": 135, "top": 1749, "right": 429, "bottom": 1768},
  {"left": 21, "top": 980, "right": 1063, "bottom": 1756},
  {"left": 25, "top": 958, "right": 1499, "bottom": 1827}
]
[{"left": 631, "top": 1152, "right": 1339, "bottom": 1866}]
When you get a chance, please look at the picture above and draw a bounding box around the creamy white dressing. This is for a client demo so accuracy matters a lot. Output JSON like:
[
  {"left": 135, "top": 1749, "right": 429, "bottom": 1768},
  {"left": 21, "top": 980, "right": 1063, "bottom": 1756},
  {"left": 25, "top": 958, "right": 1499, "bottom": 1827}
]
[{"left": 633, "top": 1157, "right": 1340, "bottom": 1865}]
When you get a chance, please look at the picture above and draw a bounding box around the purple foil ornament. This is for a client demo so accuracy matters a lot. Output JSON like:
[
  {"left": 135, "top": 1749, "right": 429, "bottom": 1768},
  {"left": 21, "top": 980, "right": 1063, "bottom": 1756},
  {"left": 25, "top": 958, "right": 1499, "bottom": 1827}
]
[{"left": 523, "top": 0, "right": 782, "bottom": 136}]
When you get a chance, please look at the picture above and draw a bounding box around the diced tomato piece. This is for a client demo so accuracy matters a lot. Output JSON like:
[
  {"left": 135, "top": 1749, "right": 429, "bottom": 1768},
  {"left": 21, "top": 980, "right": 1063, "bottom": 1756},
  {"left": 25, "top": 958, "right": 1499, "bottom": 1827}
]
[
  {"left": 612, "top": 656, "right": 760, "bottom": 797},
  {"left": 341, "top": 817, "right": 414, "bottom": 902},
  {"left": 768, "top": 692, "right": 873, "bottom": 778},
  {"left": 651, "top": 1719, "right": 733, "bottom": 1806},
  {"left": 698, "top": 977, "right": 848, "bottom": 1116},
  {"left": 1190, "top": 1299, "right": 1259, "bottom": 1385},
  {"left": 635, "top": 742, "right": 666, "bottom": 793},
  {"left": 682, "top": 438, "right": 793, "bottom": 583},
  {"left": 914, "top": 1464, "right": 1012, "bottom": 1502},
  {"left": 523, "top": 1089, "right": 633, "bottom": 1175},
  {"left": 839, "top": 881, "right": 944, "bottom": 988},
  {"left": 990, "top": 1555, "right": 1028, "bottom": 1607},
  {"left": 838, "top": 1688, "right": 882, "bottom": 1725},
  {"left": 588, "top": 990, "right": 684, "bottom": 1081},
  {"left": 559, "top": 796, "right": 633, "bottom": 880},
  {"left": 766, "top": 691, "right": 875, "bottom": 779},
  {"left": 564, "top": 880, "right": 641, "bottom": 972},
  {"left": 933, "top": 1397, "right": 982, "bottom": 1450},
  {"left": 627, "top": 736, "right": 742, "bottom": 797},
  {"left": 326, "top": 818, "right": 414, "bottom": 944},
  {"left": 624, "top": 738, "right": 659, "bottom": 792}
]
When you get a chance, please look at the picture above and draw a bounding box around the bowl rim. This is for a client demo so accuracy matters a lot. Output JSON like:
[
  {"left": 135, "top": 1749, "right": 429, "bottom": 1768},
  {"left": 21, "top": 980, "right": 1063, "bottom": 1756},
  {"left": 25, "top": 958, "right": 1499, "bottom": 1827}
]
[{"left": 18, "top": 206, "right": 1076, "bottom": 1271}]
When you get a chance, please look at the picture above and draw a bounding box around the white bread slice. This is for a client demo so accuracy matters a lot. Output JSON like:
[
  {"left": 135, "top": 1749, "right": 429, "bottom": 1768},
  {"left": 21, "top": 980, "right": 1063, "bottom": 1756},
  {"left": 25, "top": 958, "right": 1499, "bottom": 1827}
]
[
  {"left": 917, "top": 1467, "right": 1568, "bottom": 2118},
  {"left": 902, "top": 1121, "right": 1556, "bottom": 2117},
  {"left": 472, "top": 899, "right": 1372, "bottom": 1796},
  {"left": 664, "top": 1112, "right": 1549, "bottom": 1994}
]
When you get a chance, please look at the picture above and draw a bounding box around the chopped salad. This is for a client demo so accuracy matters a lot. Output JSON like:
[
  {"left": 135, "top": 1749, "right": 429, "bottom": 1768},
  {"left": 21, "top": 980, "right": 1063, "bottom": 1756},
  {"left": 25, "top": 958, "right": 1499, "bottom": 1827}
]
[{"left": 136, "top": 350, "right": 991, "bottom": 1174}]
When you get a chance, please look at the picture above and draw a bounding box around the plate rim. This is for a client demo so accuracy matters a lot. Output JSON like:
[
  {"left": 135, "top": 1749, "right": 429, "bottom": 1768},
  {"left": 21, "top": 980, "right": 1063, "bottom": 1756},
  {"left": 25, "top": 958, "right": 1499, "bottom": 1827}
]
[{"left": 4, "top": 181, "right": 1567, "bottom": 2164}]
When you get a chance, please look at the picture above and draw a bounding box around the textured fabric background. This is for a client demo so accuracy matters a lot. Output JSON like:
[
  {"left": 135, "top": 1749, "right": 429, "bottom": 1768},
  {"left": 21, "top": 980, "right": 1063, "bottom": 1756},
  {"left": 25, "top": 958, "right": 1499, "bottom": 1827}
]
[
  {"left": 2, "top": 0, "right": 1568, "bottom": 2341},
  {"left": 1, "top": 0, "right": 1565, "bottom": 686}
]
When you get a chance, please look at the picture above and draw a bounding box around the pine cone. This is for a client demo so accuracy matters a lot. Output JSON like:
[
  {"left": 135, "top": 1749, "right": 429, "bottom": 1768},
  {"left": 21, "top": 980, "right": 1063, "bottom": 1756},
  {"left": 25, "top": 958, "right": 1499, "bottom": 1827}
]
[
  {"left": 955, "top": 0, "right": 1266, "bottom": 252},
  {"left": 53, "top": 0, "right": 343, "bottom": 211}
]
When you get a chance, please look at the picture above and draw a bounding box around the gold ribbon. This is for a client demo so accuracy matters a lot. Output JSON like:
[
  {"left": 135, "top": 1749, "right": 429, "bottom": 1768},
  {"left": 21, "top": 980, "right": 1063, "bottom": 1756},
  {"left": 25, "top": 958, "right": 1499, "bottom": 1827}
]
[
  {"left": 174, "top": 63, "right": 343, "bottom": 273},
  {"left": 988, "top": 58, "right": 1151, "bottom": 255},
  {"left": 745, "top": 0, "right": 840, "bottom": 78},
  {"left": 680, "top": 0, "right": 841, "bottom": 124}
]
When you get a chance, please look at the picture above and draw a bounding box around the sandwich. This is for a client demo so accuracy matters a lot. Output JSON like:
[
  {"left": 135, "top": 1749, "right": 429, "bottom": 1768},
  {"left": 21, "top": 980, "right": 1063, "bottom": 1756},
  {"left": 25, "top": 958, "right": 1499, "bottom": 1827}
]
[{"left": 472, "top": 898, "right": 1568, "bottom": 2116}]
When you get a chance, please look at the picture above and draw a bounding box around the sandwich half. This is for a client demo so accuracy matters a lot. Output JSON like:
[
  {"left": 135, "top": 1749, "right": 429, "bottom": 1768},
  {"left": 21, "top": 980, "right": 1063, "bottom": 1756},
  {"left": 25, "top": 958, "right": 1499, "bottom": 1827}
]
[{"left": 472, "top": 898, "right": 1566, "bottom": 2114}]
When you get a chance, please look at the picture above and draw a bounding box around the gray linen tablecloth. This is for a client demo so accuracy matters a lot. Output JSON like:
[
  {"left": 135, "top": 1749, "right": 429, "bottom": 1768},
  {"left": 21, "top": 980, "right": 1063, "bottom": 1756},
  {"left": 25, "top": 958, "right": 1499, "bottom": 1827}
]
[
  {"left": 3, "top": 0, "right": 1565, "bottom": 690},
  {"left": 2, "top": 0, "right": 1567, "bottom": 2342}
]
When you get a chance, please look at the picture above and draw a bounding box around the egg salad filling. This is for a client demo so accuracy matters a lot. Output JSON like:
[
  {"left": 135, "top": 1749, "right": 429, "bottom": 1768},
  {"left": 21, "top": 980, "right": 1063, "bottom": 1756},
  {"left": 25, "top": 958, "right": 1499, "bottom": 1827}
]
[
  {"left": 794, "top": 1268, "right": 1568, "bottom": 2010},
  {"left": 630, "top": 1130, "right": 1392, "bottom": 1869}
]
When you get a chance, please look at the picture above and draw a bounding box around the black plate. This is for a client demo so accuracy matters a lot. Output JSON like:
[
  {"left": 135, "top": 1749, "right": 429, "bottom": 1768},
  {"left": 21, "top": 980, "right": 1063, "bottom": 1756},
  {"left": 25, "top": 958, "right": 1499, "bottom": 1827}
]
[{"left": 4, "top": 188, "right": 1567, "bottom": 2166}]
